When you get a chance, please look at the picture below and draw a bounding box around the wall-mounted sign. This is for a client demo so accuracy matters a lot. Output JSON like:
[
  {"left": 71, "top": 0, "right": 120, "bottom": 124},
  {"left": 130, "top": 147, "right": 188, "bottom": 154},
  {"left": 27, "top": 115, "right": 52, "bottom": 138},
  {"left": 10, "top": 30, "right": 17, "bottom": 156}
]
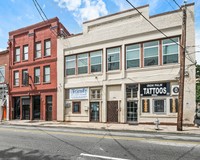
[
  {"left": 69, "top": 88, "right": 88, "bottom": 100},
  {"left": 140, "top": 83, "right": 170, "bottom": 97},
  {"left": 171, "top": 85, "right": 179, "bottom": 95}
]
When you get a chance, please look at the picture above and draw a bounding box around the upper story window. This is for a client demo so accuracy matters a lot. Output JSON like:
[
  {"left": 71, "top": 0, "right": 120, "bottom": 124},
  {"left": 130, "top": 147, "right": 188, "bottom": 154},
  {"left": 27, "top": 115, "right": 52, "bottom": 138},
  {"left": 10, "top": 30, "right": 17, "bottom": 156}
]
[
  {"left": 34, "top": 67, "right": 40, "bottom": 84},
  {"left": 162, "top": 37, "right": 179, "bottom": 64},
  {"left": 23, "top": 45, "right": 28, "bottom": 61},
  {"left": 90, "top": 50, "right": 102, "bottom": 73},
  {"left": 44, "top": 66, "right": 50, "bottom": 83},
  {"left": 15, "top": 47, "right": 20, "bottom": 62},
  {"left": 14, "top": 71, "right": 19, "bottom": 86},
  {"left": 107, "top": 47, "right": 120, "bottom": 71},
  {"left": 0, "top": 66, "right": 5, "bottom": 83},
  {"left": 22, "top": 69, "right": 29, "bottom": 86},
  {"left": 126, "top": 44, "right": 140, "bottom": 69},
  {"left": 66, "top": 55, "right": 76, "bottom": 76},
  {"left": 44, "top": 39, "right": 51, "bottom": 56},
  {"left": 78, "top": 53, "right": 88, "bottom": 74},
  {"left": 35, "top": 42, "right": 41, "bottom": 58},
  {"left": 144, "top": 41, "right": 158, "bottom": 67}
]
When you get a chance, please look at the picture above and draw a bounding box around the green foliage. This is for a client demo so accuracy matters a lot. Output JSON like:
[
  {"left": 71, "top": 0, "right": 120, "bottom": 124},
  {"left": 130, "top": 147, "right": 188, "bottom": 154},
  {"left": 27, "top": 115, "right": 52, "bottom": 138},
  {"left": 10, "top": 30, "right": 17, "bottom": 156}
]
[
  {"left": 196, "top": 83, "right": 200, "bottom": 102},
  {"left": 196, "top": 64, "right": 200, "bottom": 78}
]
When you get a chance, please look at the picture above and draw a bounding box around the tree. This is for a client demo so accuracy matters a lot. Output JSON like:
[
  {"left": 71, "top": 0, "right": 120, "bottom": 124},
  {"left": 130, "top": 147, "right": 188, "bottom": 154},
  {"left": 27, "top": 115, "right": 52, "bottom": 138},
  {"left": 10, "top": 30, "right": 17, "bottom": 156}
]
[{"left": 196, "top": 65, "right": 200, "bottom": 102}]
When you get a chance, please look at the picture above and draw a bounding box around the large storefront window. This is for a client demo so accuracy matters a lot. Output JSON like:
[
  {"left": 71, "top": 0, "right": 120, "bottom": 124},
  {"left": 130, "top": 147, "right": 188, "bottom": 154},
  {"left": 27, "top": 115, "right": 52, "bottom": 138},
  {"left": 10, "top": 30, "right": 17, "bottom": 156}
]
[
  {"left": 144, "top": 41, "right": 158, "bottom": 66},
  {"left": 126, "top": 44, "right": 140, "bottom": 69},
  {"left": 153, "top": 99, "right": 166, "bottom": 114},
  {"left": 162, "top": 37, "right": 179, "bottom": 64},
  {"left": 33, "top": 96, "right": 40, "bottom": 119},
  {"left": 107, "top": 47, "right": 120, "bottom": 71}
]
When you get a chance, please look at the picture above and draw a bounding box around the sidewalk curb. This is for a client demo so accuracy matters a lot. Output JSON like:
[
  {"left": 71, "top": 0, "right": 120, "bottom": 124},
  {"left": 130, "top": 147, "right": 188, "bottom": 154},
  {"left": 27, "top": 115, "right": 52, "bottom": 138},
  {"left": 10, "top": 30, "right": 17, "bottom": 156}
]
[{"left": 1, "top": 122, "right": 200, "bottom": 137}]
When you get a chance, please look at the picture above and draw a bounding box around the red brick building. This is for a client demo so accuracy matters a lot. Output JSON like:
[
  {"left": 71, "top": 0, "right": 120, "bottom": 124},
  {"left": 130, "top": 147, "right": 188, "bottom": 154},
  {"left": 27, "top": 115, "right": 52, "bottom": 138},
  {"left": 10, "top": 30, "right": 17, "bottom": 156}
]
[
  {"left": 8, "top": 17, "right": 70, "bottom": 121},
  {"left": 0, "top": 49, "right": 9, "bottom": 120}
]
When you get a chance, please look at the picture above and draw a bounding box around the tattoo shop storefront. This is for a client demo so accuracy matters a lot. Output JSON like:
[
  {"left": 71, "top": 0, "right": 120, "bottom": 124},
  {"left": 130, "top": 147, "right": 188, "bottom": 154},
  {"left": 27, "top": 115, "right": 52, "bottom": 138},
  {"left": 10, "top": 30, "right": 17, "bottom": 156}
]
[{"left": 139, "top": 82, "right": 179, "bottom": 124}]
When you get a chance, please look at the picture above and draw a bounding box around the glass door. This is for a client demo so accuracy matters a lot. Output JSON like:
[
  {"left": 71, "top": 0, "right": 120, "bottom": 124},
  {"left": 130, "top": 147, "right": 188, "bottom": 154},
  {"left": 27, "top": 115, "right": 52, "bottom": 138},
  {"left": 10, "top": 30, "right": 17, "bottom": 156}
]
[
  {"left": 127, "top": 101, "right": 138, "bottom": 123},
  {"left": 90, "top": 102, "right": 99, "bottom": 122}
]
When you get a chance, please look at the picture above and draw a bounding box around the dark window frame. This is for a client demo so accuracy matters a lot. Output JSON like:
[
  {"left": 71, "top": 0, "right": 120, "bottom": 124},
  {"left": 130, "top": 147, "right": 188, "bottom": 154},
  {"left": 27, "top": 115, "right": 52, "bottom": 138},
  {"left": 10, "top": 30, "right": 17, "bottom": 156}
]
[{"left": 72, "top": 101, "right": 81, "bottom": 114}]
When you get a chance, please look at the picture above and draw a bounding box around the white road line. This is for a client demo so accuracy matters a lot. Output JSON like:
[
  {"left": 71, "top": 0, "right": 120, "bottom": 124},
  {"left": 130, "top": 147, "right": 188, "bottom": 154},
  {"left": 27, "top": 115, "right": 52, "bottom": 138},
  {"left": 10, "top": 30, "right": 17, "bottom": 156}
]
[{"left": 80, "top": 153, "right": 130, "bottom": 160}]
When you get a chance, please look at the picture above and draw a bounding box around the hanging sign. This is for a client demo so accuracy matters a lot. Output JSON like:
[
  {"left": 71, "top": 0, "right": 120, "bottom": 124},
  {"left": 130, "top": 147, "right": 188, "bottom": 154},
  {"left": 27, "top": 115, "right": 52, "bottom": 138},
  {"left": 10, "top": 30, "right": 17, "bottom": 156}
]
[
  {"left": 140, "top": 83, "right": 170, "bottom": 96},
  {"left": 69, "top": 88, "right": 88, "bottom": 99}
]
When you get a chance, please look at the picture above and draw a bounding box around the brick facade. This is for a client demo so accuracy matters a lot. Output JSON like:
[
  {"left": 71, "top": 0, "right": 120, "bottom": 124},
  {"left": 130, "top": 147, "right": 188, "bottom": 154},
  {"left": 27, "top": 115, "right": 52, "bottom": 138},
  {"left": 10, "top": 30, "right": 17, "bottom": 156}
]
[{"left": 9, "top": 17, "right": 70, "bottom": 121}]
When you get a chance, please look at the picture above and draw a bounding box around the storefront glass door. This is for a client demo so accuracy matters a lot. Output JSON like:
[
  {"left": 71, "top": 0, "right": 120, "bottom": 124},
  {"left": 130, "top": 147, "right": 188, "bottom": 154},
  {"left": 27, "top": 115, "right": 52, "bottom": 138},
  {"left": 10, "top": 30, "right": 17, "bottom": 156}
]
[
  {"left": 127, "top": 101, "right": 138, "bottom": 123},
  {"left": 33, "top": 96, "right": 40, "bottom": 120},
  {"left": 90, "top": 102, "right": 99, "bottom": 122},
  {"left": 22, "top": 98, "right": 30, "bottom": 120}
]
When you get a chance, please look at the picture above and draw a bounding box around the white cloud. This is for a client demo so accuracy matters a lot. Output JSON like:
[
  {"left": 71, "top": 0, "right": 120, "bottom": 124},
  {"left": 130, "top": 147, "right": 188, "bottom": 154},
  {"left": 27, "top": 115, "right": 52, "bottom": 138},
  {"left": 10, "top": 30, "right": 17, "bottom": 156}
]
[
  {"left": 54, "top": 0, "right": 81, "bottom": 11},
  {"left": 42, "top": 4, "right": 46, "bottom": 9},
  {"left": 55, "top": 0, "right": 108, "bottom": 25},
  {"left": 111, "top": 0, "right": 130, "bottom": 11}
]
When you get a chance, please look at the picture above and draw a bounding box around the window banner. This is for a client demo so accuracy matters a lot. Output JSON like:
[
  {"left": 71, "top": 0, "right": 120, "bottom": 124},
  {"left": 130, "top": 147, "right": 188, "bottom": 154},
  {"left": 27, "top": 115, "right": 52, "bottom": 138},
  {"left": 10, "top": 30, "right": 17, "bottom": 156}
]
[
  {"left": 69, "top": 88, "right": 88, "bottom": 99},
  {"left": 140, "top": 83, "right": 170, "bottom": 96}
]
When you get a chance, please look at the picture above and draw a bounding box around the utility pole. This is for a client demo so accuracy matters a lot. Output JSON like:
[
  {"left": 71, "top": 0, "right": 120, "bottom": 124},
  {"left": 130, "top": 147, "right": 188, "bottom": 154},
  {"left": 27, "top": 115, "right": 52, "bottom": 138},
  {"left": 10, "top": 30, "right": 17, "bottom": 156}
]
[{"left": 177, "top": 1, "right": 187, "bottom": 131}]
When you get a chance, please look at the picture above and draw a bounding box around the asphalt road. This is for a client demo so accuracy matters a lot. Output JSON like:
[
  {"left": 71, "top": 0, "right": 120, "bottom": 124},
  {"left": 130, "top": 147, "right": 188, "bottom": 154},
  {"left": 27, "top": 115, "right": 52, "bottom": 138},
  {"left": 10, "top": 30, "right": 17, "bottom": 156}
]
[{"left": 0, "top": 125, "right": 200, "bottom": 160}]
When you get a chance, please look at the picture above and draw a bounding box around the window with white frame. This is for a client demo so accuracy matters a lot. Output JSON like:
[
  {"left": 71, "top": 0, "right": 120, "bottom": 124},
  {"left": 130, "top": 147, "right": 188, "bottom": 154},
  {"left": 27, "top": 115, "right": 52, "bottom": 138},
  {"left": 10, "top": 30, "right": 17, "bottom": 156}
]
[
  {"left": 78, "top": 53, "right": 88, "bottom": 74},
  {"left": 44, "top": 66, "right": 50, "bottom": 83},
  {"left": 162, "top": 37, "right": 179, "bottom": 64},
  {"left": 15, "top": 47, "right": 20, "bottom": 62},
  {"left": 91, "top": 89, "right": 101, "bottom": 99},
  {"left": 153, "top": 99, "right": 166, "bottom": 114},
  {"left": 107, "top": 47, "right": 120, "bottom": 71},
  {"left": 144, "top": 41, "right": 158, "bottom": 66},
  {"left": 14, "top": 71, "right": 19, "bottom": 86},
  {"left": 90, "top": 50, "right": 102, "bottom": 73},
  {"left": 66, "top": 55, "right": 76, "bottom": 76},
  {"left": 35, "top": 42, "right": 41, "bottom": 58},
  {"left": 126, "top": 44, "right": 140, "bottom": 69},
  {"left": 0, "top": 66, "right": 5, "bottom": 83},
  {"left": 44, "top": 39, "right": 51, "bottom": 56},
  {"left": 23, "top": 45, "right": 28, "bottom": 60},
  {"left": 34, "top": 67, "right": 40, "bottom": 83}
]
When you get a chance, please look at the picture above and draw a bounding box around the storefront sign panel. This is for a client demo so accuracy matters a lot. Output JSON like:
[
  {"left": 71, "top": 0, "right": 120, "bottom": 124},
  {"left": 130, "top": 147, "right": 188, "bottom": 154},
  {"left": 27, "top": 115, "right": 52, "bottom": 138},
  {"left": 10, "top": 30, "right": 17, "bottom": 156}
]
[
  {"left": 140, "top": 83, "right": 170, "bottom": 96},
  {"left": 69, "top": 88, "right": 88, "bottom": 99}
]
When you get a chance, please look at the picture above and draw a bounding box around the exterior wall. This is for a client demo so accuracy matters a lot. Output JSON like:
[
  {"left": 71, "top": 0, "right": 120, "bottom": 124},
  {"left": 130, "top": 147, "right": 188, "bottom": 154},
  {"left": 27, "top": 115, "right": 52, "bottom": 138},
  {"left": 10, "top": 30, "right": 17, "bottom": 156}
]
[
  {"left": 9, "top": 17, "right": 70, "bottom": 121},
  {"left": 0, "top": 50, "right": 9, "bottom": 120},
  {"left": 57, "top": 4, "right": 196, "bottom": 125}
]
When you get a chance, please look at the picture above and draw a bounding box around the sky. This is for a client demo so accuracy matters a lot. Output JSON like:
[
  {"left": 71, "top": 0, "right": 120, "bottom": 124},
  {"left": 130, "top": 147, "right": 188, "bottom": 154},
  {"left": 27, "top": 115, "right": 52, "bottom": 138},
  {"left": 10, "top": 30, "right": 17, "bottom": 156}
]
[{"left": 0, "top": 0, "right": 199, "bottom": 63}]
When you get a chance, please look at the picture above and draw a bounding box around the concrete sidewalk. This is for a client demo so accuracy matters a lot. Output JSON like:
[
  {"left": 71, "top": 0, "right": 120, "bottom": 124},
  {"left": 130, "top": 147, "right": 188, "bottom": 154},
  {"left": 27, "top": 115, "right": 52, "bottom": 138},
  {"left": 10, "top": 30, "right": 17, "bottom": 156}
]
[{"left": 1, "top": 120, "right": 200, "bottom": 135}]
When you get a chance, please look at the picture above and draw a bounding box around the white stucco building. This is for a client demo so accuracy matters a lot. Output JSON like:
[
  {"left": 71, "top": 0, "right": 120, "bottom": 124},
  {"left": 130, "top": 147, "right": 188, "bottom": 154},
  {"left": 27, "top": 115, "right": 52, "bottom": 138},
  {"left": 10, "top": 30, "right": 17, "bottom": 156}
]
[{"left": 57, "top": 4, "right": 196, "bottom": 125}]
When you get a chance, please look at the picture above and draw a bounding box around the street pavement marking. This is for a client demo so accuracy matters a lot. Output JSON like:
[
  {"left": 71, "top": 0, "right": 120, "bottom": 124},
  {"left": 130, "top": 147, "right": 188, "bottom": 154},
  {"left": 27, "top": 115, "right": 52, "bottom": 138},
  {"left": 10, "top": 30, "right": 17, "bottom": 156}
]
[
  {"left": 80, "top": 153, "right": 130, "bottom": 160},
  {"left": 0, "top": 127, "right": 200, "bottom": 145}
]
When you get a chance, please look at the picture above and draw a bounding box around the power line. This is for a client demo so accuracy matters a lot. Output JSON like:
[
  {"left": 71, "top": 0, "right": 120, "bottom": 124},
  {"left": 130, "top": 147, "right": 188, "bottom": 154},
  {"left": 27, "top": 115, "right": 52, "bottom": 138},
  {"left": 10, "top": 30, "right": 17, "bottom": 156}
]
[
  {"left": 125, "top": 0, "right": 195, "bottom": 64},
  {"left": 172, "top": 0, "right": 181, "bottom": 8},
  {"left": 32, "top": 0, "right": 58, "bottom": 37}
]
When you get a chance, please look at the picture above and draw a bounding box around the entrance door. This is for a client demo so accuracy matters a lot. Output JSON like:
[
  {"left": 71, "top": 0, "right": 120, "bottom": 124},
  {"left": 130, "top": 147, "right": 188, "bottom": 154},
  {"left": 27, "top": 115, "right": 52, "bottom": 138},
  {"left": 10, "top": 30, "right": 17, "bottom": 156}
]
[
  {"left": 107, "top": 101, "right": 118, "bottom": 123},
  {"left": 33, "top": 96, "right": 40, "bottom": 120},
  {"left": 90, "top": 102, "right": 99, "bottom": 122},
  {"left": 46, "top": 96, "right": 52, "bottom": 121},
  {"left": 13, "top": 97, "right": 20, "bottom": 119},
  {"left": 127, "top": 101, "right": 138, "bottom": 123},
  {"left": 22, "top": 98, "right": 30, "bottom": 120}
]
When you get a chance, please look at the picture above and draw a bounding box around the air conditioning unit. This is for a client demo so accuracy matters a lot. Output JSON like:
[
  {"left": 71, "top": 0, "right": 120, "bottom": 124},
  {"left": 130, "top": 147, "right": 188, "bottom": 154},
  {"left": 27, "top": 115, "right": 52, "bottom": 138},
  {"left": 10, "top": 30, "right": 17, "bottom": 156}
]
[{"left": 171, "top": 85, "right": 179, "bottom": 96}]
